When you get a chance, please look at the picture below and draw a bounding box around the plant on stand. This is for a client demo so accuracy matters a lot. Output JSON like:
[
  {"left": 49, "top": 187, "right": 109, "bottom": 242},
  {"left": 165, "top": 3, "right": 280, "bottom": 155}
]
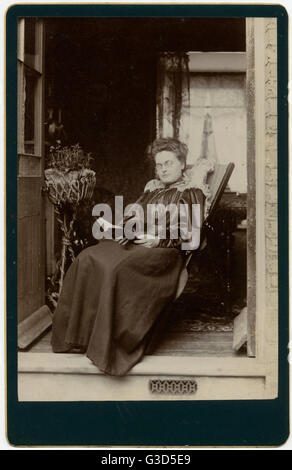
[{"left": 44, "top": 143, "right": 96, "bottom": 309}]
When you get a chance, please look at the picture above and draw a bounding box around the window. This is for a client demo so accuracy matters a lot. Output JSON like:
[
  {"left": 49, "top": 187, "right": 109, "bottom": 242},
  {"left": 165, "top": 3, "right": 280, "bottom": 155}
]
[
  {"left": 189, "top": 73, "right": 247, "bottom": 193},
  {"left": 17, "top": 18, "right": 43, "bottom": 156},
  {"left": 188, "top": 52, "right": 247, "bottom": 194}
]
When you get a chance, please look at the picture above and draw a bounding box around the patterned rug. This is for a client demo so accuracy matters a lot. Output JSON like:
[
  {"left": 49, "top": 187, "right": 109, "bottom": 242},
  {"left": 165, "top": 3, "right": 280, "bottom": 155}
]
[
  {"left": 163, "top": 246, "right": 247, "bottom": 333},
  {"left": 164, "top": 289, "right": 245, "bottom": 334}
]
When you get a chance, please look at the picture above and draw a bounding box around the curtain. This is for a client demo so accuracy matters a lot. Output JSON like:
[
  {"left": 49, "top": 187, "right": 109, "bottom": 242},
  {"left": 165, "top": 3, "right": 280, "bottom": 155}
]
[{"left": 156, "top": 52, "right": 190, "bottom": 146}]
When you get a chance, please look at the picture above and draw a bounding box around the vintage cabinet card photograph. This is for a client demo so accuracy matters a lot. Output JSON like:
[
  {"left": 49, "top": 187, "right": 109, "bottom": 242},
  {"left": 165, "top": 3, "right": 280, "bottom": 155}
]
[{"left": 5, "top": 3, "right": 289, "bottom": 447}]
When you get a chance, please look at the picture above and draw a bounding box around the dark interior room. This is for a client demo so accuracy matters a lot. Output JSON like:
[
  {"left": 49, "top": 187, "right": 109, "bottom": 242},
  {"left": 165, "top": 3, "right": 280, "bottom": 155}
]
[{"left": 42, "top": 17, "right": 247, "bottom": 356}]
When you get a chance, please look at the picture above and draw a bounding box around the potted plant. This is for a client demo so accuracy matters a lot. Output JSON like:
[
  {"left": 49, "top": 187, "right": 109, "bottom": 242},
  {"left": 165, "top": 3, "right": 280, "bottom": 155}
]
[{"left": 44, "top": 143, "right": 96, "bottom": 307}]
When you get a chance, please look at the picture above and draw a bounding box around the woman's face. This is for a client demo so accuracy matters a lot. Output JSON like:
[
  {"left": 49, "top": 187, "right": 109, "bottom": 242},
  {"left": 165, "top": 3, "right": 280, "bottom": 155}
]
[{"left": 155, "top": 150, "right": 184, "bottom": 185}]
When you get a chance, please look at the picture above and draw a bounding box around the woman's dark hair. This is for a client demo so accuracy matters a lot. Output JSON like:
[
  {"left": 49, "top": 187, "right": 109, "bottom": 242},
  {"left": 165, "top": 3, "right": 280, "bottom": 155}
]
[{"left": 146, "top": 138, "right": 188, "bottom": 168}]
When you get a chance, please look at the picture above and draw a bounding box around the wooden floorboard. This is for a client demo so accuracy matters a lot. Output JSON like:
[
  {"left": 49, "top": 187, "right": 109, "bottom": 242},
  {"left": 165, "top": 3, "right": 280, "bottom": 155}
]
[
  {"left": 147, "top": 331, "right": 239, "bottom": 356},
  {"left": 28, "top": 327, "right": 242, "bottom": 357}
]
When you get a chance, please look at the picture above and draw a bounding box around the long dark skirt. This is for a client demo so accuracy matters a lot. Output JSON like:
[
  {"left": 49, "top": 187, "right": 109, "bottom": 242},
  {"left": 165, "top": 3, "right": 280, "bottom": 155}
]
[{"left": 51, "top": 240, "right": 184, "bottom": 376}]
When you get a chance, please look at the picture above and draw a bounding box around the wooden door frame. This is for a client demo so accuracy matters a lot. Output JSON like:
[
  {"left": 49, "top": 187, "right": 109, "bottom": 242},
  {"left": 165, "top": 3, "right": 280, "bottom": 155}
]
[
  {"left": 17, "top": 18, "right": 46, "bottom": 323},
  {"left": 246, "top": 18, "right": 269, "bottom": 359}
]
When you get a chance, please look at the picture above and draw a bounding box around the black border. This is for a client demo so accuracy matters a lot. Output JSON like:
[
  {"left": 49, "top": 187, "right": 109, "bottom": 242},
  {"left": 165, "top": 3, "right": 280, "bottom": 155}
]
[{"left": 6, "top": 4, "right": 289, "bottom": 447}]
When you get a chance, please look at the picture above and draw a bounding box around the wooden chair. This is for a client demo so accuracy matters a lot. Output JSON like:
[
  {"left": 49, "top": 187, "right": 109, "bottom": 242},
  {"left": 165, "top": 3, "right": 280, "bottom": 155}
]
[{"left": 174, "top": 162, "right": 235, "bottom": 300}]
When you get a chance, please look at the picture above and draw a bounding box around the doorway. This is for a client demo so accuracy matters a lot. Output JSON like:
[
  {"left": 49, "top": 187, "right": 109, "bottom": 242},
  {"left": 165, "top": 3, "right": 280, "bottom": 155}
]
[{"left": 37, "top": 17, "right": 248, "bottom": 358}]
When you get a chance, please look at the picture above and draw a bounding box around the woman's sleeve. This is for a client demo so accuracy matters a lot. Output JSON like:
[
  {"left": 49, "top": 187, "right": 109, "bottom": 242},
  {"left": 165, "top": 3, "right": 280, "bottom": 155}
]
[
  {"left": 116, "top": 190, "right": 151, "bottom": 244},
  {"left": 157, "top": 188, "right": 205, "bottom": 250}
]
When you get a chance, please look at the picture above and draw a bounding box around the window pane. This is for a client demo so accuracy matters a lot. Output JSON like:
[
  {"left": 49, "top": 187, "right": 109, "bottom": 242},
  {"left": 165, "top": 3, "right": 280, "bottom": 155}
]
[
  {"left": 24, "top": 18, "right": 36, "bottom": 55},
  {"left": 189, "top": 73, "right": 247, "bottom": 193},
  {"left": 24, "top": 68, "right": 37, "bottom": 154}
]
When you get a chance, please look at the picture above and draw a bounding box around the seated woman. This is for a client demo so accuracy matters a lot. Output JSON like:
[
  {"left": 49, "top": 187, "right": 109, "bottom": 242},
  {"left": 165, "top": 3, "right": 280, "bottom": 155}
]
[{"left": 51, "top": 138, "right": 208, "bottom": 376}]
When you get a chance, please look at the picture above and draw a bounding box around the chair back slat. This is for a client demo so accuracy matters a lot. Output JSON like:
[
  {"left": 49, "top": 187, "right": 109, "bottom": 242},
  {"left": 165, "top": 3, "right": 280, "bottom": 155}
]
[
  {"left": 175, "top": 161, "right": 235, "bottom": 296},
  {"left": 206, "top": 162, "right": 235, "bottom": 217},
  {"left": 184, "top": 162, "right": 235, "bottom": 268}
]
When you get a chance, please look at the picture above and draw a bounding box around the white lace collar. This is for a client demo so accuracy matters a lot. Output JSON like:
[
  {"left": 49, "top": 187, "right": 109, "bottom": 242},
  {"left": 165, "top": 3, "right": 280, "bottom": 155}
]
[{"left": 144, "top": 160, "right": 215, "bottom": 218}]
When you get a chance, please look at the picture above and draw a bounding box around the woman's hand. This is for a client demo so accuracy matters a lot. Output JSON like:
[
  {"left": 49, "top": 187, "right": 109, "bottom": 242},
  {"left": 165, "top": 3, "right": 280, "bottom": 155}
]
[
  {"left": 97, "top": 217, "right": 121, "bottom": 231},
  {"left": 133, "top": 235, "right": 160, "bottom": 248}
]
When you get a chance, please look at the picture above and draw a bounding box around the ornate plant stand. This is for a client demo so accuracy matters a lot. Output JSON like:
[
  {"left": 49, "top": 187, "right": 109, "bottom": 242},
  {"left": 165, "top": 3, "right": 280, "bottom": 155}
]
[{"left": 44, "top": 166, "right": 96, "bottom": 308}]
